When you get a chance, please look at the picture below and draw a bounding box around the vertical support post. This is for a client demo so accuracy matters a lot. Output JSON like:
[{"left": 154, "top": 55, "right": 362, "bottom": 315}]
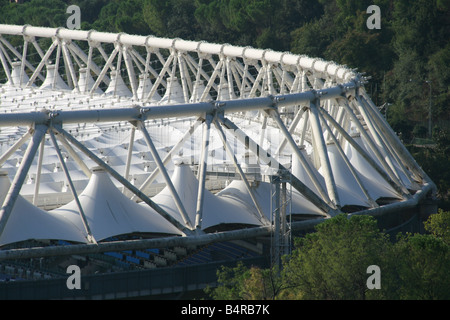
[
  {"left": 0, "top": 125, "right": 47, "bottom": 237},
  {"left": 271, "top": 175, "right": 281, "bottom": 269},
  {"left": 124, "top": 126, "right": 136, "bottom": 181},
  {"left": 32, "top": 138, "right": 45, "bottom": 205},
  {"left": 194, "top": 114, "right": 213, "bottom": 230},
  {"left": 20, "top": 39, "right": 29, "bottom": 87},
  {"left": 308, "top": 99, "right": 340, "bottom": 208}
]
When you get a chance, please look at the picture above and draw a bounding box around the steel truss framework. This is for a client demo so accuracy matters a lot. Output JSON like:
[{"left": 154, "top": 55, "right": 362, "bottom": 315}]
[{"left": 0, "top": 25, "right": 436, "bottom": 260}]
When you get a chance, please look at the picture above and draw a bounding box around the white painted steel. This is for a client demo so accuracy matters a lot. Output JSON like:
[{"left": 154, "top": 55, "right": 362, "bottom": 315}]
[{"left": 0, "top": 24, "right": 436, "bottom": 252}]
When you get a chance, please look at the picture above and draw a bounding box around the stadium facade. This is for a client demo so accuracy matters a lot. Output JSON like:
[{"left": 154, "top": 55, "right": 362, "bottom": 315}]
[{"left": 0, "top": 25, "right": 437, "bottom": 299}]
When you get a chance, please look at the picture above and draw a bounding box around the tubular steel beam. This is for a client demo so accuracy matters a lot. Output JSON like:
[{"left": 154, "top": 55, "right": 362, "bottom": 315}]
[
  {"left": 194, "top": 114, "right": 213, "bottom": 230},
  {"left": 308, "top": 99, "right": 340, "bottom": 208},
  {"left": 268, "top": 108, "right": 332, "bottom": 205},
  {"left": 0, "top": 130, "right": 31, "bottom": 167}
]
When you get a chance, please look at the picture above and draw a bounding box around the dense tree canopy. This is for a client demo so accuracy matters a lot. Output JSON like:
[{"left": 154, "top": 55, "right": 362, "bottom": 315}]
[{"left": 208, "top": 211, "right": 450, "bottom": 300}]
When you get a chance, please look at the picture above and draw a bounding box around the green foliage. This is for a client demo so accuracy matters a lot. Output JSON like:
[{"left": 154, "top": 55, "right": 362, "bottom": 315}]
[
  {"left": 392, "top": 233, "right": 450, "bottom": 299},
  {"left": 283, "top": 214, "right": 391, "bottom": 300},
  {"left": 208, "top": 211, "right": 450, "bottom": 300},
  {"left": 205, "top": 262, "right": 283, "bottom": 300},
  {"left": 424, "top": 209, "right": 450, "bottom": 244}
]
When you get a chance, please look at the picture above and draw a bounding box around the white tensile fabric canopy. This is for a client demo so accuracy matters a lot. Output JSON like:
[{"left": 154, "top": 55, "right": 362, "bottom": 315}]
[
  {"left": 217, "top": 179, "right": 325, "bottom": 219},
  {"left": 152, "top": 163, "right": 264, "bottom": 229},
  {"left": 51, "top": 167, "right": 183, "bottom": 242},
  {"left": 0, "top": 171, "right": 89, "bottom": 246}
]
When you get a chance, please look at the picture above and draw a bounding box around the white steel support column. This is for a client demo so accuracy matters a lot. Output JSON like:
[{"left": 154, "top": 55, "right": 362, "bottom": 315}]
[
  {"left": 0, "top": 125, "right": 47, "bottom": 237},
  {"left": 357, "top": 95, "right": 418, "bottom": 187},
  {"left": 354, "top": 96, "right": 404, "bottom": 184},
  {"left": 52, "top": 41, "right": 62, "bottom": 89},
  {"left": 0, "top": 44, "right": 12, "bottom": 84},
  {"left": 308, "top": 99, "right": 340, "bottom": 208},
  {"left": 55, "top": 134, "right": 91, "bottom": 178},
  {"left": 360, "top": 90, "right": 428, "bottom": 184},
  {"left": 124, "top": 126, "right": 135, "bottom": 181},
  {"left": 341, "top": 98, "right": 408, "bottom": 195},
  {"left": 195, "top": 114, "right": 213, "bottom": 230},
  {"left": 275, "top": 106, "right": 306, "bottom": 156},
  {"left": 123, "top": 46, "right": 138, "bottom": 99},
  {"left": 137, "top": 121, "right": 194, "bottom": 230},
  {"left": 32, "top": 138, "right": 45, "bottom": 205}
]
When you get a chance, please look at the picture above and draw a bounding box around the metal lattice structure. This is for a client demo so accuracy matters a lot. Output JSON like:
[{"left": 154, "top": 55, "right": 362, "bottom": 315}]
[{"left": 0, "top": 25, "right": 436, "bottom": 260}]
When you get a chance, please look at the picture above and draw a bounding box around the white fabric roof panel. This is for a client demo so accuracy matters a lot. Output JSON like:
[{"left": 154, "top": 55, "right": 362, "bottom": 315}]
[
  {"left": 0, "top": 171, "right": 89, "bottom": 246},
  {"left": 152, "top": 164, "right": 263, "bottom": 229},
  {"left": 344, "top": 136, "right": 401, "bottom": 200},
  {"left": 217, "top": 179, "right": 325, "bottom": 219},
  {"left": 51, "top": 167, "right": 183, "bottom": 241}
]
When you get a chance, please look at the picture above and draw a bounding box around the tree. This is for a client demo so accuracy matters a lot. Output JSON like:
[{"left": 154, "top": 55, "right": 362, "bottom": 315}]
[
  {"left": 424, "top": 209, "right": 450, "bottom": 244},
  {"left": 392, "top": 233, "right": 449, "bottom": 299},
  {"left": 283, "top": 214, "right": 392, "bottom": 300},
  {"left": 209, "top": 210, "right": 450, "bottom": 300}
]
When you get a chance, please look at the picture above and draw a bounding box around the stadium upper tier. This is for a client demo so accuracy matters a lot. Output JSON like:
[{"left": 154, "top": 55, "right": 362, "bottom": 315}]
[{"left": 0, "top": 24, "right": 436, "bottom": 250}]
